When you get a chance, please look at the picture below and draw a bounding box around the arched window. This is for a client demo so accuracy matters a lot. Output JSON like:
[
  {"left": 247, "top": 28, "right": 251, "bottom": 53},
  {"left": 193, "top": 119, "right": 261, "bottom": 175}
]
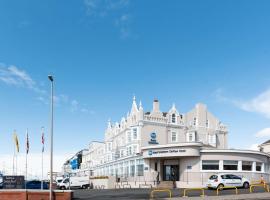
[{"left": 172, "top": 113, "right": 176, "bottom": 123}]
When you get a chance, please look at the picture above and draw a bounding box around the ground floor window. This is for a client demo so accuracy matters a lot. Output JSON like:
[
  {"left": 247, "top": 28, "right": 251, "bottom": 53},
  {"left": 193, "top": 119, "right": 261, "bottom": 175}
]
[
  {"left": 256, "top": 162, "right": 262, "bottom": 172},
  {"left": 202, "top": 160, "right": 219, "bottom": 170},
  {"left": 223, "top": 160, "right": 238, "bottom": 170},
  {"left": 136, "top": 159, "right": 144, "bottom": 176},
  {"left": 242, "top": 161, "right": 252, "bottom": 171},
  {"left": 137, "top": 164, "right": 144, "bottom": 176},
  {"left": 130, "top": 160, "right": 135, "bottom": 176}
]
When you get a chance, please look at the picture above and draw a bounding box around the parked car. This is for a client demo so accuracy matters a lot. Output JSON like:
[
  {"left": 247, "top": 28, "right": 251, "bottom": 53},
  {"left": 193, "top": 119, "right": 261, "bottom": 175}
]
[
  {"left": 207, "top": 174, "right": 250, "bottom": 190},
  {"left": 25, "top": 180, "right": 49, "bottom": 189},
  {"left": 58, "top": 176, "right": 89, "bottom": 190},
  {"left": 0, "top": 175, "right": 3, "bottom": 189}
]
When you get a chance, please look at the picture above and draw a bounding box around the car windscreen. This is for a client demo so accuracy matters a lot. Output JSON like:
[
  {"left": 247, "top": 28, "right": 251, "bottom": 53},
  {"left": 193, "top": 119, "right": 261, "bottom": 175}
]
[
  {"left": 209, "top": 175, "right": 218, "bottom": 180},
  {"left": 63, "top": 178, "right": 69, "bottom": 183}
]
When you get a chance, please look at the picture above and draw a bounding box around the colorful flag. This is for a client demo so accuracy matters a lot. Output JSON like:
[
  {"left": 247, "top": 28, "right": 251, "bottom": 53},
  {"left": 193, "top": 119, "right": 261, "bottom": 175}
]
[
  {"left": 26, "top": 130, "right": 29, "bottom": 154},
  {"left": 42, "top": 128, "right": 45, "bottom": 152},
  {"left": 13, "top": 132, "right": 19, "bottom": 153}
]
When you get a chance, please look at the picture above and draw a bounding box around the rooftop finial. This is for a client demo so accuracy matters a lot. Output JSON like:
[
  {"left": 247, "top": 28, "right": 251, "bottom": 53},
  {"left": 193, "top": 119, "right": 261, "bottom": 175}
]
[
  {"left": 131, "top": 95, "right": 138, "bottom": 113},
  {"left": 139, "top": 100, "right": 143, "bottom": 109}
]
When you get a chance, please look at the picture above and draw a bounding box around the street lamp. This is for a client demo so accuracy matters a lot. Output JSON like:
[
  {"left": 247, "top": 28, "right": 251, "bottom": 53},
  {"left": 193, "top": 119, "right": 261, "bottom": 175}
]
[{"left": 48, "top": 75, "right": 54, "bottom": 200}]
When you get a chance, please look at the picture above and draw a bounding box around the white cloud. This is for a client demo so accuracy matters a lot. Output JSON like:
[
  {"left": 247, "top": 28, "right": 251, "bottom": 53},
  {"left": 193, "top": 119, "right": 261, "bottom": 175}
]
[
  {"left": 115, "top": 14, "right": 131, "bottom": 39},
  {"left": 84, "top": 0, "right": 129, "bottom": 16},
  {"left": 215, "top": 88, "right": 270, "bottom": 119},
  {"left": 0, "top": 63, "right": 45, "bottom": 94},
  {"left": 249, "top": 143, "right": 260, "bottom": 151},
  {"left": 255, "top": 128, "right": 270, "bottom": 138},
  {"left": 83, "top": 0, "right": 133, "bottom": 39},
  {"left": 240, "top": 89, "right": 270, "bottom": 118},
  {"left": 71, "top": 100, "right": 79, "bottom": 112},
  {"left": 0, "top": 63, "right": 94, "bottom": 114},
  {"left": 0, "top": 153, "right": 73, "bottom": 179}
]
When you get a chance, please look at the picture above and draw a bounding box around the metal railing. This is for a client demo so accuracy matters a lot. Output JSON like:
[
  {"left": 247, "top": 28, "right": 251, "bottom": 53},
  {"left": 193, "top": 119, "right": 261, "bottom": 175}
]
[
  {"left": 216, "top": 186, "right": 238, "bottom": 195},
  {"left": 182, "top": 188, "right": 205, "bottom": 197},
  {"left": 150, "top": 189, "right": 172, "bottom": 199}
]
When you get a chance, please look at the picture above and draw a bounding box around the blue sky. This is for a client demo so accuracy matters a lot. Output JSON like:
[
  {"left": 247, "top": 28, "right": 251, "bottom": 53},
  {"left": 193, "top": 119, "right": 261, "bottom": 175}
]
[{"left": 1, "top": 0, "right": 270, "bottom": 174}]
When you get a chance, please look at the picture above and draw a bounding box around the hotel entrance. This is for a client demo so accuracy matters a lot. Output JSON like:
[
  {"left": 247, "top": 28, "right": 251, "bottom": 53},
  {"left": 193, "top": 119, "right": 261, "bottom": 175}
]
[{"left": 163, "top": 165, "right": 179, "bottom": 181}]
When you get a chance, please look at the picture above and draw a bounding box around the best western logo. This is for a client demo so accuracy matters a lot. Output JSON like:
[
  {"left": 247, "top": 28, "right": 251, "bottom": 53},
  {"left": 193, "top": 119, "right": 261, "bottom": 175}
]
[{"left": 148, "top": 132, "right": 158, "bottom": 144}]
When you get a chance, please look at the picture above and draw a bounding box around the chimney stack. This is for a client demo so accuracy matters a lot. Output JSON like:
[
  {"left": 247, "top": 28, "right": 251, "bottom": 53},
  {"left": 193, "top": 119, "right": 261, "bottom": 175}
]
[{"left": 153, "top": 99, "right": 160, "bottom": 113}]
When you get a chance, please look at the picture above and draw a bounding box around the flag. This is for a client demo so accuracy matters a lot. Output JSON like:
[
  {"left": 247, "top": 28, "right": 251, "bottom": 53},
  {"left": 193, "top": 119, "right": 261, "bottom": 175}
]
[
  {"left": 42, "top": 128, "right": 45, "bottom": 152},
  {"left": 13, "top": 132, "right": 19, "bottom": 153},
  {"left": 26, "top": 130, "right": 29, "bottom": 154}
]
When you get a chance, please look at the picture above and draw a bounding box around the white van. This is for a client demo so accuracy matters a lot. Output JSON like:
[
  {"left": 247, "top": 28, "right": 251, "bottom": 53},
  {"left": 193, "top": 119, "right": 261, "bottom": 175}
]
[
  {"left": 56, "top": 177, "right": 63, "bottom": 187},
  {"left": 58, "top": 176, "right": 89, "bottom": 190}
]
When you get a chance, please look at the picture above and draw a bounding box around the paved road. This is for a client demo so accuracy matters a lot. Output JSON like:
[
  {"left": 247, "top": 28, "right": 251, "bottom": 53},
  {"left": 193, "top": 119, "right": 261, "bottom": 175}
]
[{"left": 72, "top": 187, "right": 268, "bottom": 200}]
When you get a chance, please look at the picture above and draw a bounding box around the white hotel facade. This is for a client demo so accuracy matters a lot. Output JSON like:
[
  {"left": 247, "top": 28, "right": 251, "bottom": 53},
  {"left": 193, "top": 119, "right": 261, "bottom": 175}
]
[{"left": 78, "top": 97, "right": 270, "bottom": 187}]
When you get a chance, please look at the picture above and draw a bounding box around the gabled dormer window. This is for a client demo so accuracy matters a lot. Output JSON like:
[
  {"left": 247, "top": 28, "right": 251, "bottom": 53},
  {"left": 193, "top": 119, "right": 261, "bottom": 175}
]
[{"left": 172, "top": 113, "right": 176, "bottom": 123}]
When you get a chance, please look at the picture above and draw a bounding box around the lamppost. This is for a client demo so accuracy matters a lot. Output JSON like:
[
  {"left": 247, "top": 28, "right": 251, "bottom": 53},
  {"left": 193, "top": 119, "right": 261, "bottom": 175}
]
[{"left": 48, "top": 75, "right": 54, "bottom": 200}]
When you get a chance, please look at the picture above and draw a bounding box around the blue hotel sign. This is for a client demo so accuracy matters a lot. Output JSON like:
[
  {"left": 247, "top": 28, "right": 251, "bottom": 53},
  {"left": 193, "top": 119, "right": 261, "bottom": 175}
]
[{"left": 148, "top": 132, "right": 158, "bottom": 144}]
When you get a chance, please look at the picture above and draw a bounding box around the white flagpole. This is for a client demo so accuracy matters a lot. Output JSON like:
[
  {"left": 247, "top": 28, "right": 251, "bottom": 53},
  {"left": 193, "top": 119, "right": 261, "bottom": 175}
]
[
  {"left": 25, "top": 129, "right": 28, "bottom": 189},
  {"left": 16, "top": 150, "right": 17, "bottom": 175},
  {"left": 13, "top": 132, "right": 15, "bottom": 175},
  {"left": 41, "top": 126, "right": 44, "bottom": 190}
]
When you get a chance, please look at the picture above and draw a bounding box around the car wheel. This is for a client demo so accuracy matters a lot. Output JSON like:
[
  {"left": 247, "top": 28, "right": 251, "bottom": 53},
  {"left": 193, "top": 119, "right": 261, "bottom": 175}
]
[
  {"left": 217, "top": 184, "right": 224, "bottom": 190},
  {"left": 82, "top": 185, "right": 87, "bottom": 189},
  {"left": 243, "top": 182, "right": 249, "bottom": 189},
  {"left": 60, "top": 186, "right": 65, "bottom": 190}
]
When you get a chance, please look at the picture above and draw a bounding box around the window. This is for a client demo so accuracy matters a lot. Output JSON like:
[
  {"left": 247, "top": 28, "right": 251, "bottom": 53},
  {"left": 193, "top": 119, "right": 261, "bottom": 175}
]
[
  {"left": 230, "top": 175, "right": 241, "bottom": 180},
  {"left": 242, "top": 161, "right": 252, "bottom": 171},
  {"left": 193, "top": 117, "right": 197, "bottom": 126},
  {"left": 120, "top": 149, "right": 124, "bottom": 157},
  {"left": 130, "top": 160, "right": 135, "bottom": 176},
  {"left": 208, "top": 134, "right": 216, "bottom": 146},
  {"left": 133, "top": 128, "right": 137, "bottom": 140},
  {"left": 171, "top": 132, "right": 177, "bottom": 142},
  {"left": 127, "top": 131, "right": 131, "bottom": 143},
  {"left": 128, "top": 146, "right": 132, "bottom": 155},
  {"left": 202, "top": 160, "right": 219, "bottom": 170},
  {"left": 132, "top": 145, "right": 138, "bottom": 154},
  {"left": 206, "top": 120, "right": 209, "bottom": 128},
  {"left": 108, "top": 143, "right": 112, "bottom": 151},
  {"left": 186, "top": 132, "right": 195, "bottom": 142},
  {"left": 172, "top": 114, "right": 176, "bottom": 123},
  {"left": 256, "top": 162, "right": 262, "bottom": 172},
  {"left": 155, "top": 162, "right": 158, "bottom": 171},
  {"left": 209, "top": 175, "right": 218, "bottom": 180},
  {"left": 136, "top": 159, "right": 144, "bottom": 176},
  {"left": 221, "top": 175, "right": 230, "bottom": 179},
  {"left": 223, "top": 160, "right": 238, "bottom": 170}
]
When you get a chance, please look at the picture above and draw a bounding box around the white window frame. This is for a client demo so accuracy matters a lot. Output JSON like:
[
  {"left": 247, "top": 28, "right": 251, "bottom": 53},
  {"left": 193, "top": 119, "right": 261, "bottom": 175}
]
[
  {"left": 208, "top": 134, "right": 216, "bottom": 146},
  {"left": 126, "top": 131, "right": 131, "bottom": 143},
  {"left": 171, "top": 113, "right": 176, "bottom": 124},
  {"left": 186, "top": 131, "right": 195, "bottom": 142},
  {"left": 133, "top": 128, "right": 137, "bottom": 140},
  {"left": 171, "top": 131, "right": 177, "bottom": 143},
  {"left": 193, "top": 117, "right": 197, "bottom": 126},
  {"left": 206, "top": 119, "right": 209, "bottom": 128}
]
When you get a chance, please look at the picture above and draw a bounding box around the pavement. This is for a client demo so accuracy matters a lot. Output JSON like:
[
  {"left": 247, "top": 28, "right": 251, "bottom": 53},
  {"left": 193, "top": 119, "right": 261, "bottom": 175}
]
[{"left": 72, "top": 188, "right": 270, "bottom": 200}]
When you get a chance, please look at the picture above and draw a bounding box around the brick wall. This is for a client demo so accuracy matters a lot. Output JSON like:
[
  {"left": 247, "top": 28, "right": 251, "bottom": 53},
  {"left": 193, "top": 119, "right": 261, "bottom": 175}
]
[{"left": 0, "top": 190, "right": 73, "bottom": 200}]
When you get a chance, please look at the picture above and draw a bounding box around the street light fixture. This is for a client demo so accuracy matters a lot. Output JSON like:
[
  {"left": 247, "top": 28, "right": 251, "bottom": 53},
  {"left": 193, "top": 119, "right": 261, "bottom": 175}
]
[{"left": 48, "top": 75, "right": 54, "bottom": 200}]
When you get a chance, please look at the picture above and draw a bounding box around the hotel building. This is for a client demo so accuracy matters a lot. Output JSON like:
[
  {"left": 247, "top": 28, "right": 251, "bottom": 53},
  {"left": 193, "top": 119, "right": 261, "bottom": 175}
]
[{"left": 77, "top": 97, "right": 270, "bottom": 187}]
